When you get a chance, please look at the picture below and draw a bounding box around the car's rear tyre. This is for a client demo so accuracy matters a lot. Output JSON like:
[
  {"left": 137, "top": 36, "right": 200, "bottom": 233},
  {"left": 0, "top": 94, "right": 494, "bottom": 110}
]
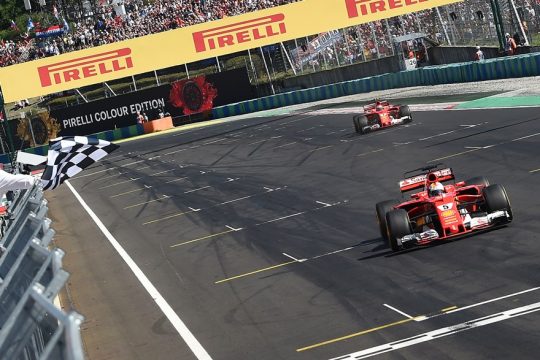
[
  {"left": 483, "top": 184, "right": 513, "bottom": 222},
  {"left": 376, "top": 200, "right": 398, "bottom": 241},
  {"left": 353, "top": 115, "right": 361, "bottom": 133},
  {"left": 386, "top": 209, "right": 412, "bottom": 251},
  {"left": 399, "top": 105, "right": 412, "bottom": 121},
  {"left": 464, "top": 176, "right": 490, "bottom": 188}
]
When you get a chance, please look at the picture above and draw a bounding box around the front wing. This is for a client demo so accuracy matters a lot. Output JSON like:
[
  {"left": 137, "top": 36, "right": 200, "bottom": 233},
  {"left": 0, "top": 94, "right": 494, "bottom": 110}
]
[
  {"left": 397, "top": 210, "right": 510, "bottom": 248},
  {"left": 362, "top": 116, "right": 411, "bottom": 133}
]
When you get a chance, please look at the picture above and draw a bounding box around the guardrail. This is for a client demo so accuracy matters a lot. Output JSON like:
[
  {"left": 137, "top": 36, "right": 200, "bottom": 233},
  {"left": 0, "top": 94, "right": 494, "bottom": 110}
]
[{"left": 0, "top": 182, "right": 85, "bottom": 359}]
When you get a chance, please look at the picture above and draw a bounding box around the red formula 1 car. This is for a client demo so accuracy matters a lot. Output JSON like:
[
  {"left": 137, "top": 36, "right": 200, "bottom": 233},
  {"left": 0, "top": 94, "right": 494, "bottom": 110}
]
[
  {"left": 353, "top": 100, "right": 412, "bottom": 134},
  {"left": 376, "top": 165, "right": 513, "bottom": 252}
]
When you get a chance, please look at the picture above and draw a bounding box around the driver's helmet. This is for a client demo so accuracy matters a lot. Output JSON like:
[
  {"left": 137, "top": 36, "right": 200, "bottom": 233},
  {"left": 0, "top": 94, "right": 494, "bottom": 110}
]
[
  {"left": 375, "top": 103, "right": 384, "bottom": 111},
  {"left": 429, "top": 182, "right": 445, "bottom": 197}
]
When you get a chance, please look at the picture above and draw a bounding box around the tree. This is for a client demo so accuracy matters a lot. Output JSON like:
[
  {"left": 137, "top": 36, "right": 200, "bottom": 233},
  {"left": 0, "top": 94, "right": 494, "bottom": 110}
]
[{"left": 0, "top": 0, "right": 26, "bottom": 30}]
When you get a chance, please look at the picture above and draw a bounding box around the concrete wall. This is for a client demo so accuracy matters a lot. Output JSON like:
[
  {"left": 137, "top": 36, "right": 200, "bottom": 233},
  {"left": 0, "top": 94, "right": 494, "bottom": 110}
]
[
  {"left": 428, "top": 46, "right": 501, "bottom": 65},
  {"left": 281, "top": 56, "right": 400, "bottom": 91}
]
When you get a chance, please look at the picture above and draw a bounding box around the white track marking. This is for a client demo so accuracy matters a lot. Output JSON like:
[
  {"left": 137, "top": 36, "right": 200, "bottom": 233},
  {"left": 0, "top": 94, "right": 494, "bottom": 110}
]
[
  {"left": 184, "top": 186, "right": 211, "bottom": 194},
  {"left": 150, "top": 169, "right": 175, "bottom": 176},
  {"left": 511, "top": 132, "right": 540, "bottom": 141},
  {"left": 272, "top": 142, "right": 297, "bottom": 149},
  {"left": 120, "top": 160, "right": 146, "bottom": 167},
  {"left": 256, "top": 212, "right": 305, "bottom": 225},
  {"left": 393, "top": 141, "right": 413, "bottom": 146},
  {"left": 165, "top": 177, "right": 188, "bottom": 184},
  {"left": 248, "top": 139, "right": 267, "bottom": 145},
  {"left": 310, "top": 145, "right": 333, "bottom": 152},
  {"left": 65, "top": 181, "right": 212, "bottom": 360},
  {"left": 330, "top": 301, "right": 540, "bottom": 360},
  {"left": 203, "top": 138, "right": 225, "bottom": 145},
  {"left": 297, "top": 126, "right": 316, "bottom": 133},
  {"left": 164, "top": 148, "right": 188, "bottom": 156},
  {"left": 531, "top": 168, "right": 540, "bottom": 173},
  {"left": 110, "top": 187, "right": 149, "bottom": 198},
  {"left": 123, "top": 195, "right": 171, "bottom": 209},
  {"left": 443, "top": 286, "right": 540, "bottom": 316},
  {"left": 316, "top": 201, "right": 332, "bottom": 207},
  {"left": 383, "top": 304, "right": 414, "bottom": 320},
  {"left": 134, "top": 165, "right": 151, "bottom": 171},
  {"left": 99, "top": 178, "right": 140, "bottom": 189},
  {"left": 311, "top": 246, "right": 355, "bottom": 260},
  {"left": 430, "top": 130, "right": 539, "bottom": 162},
  {"left": 225, "top": 225, "right": 243, "bottom": 231},
  {"left": 74, "top": 160, "right": 146, "bottom": 179},
  {"left": 96, "top": 172, "right": 126, "bottom": 181},
  {"left": 188, "top": 207, "right": 201, "bottom": 212},
  {"left": 356, "top": 149, "right": 384, "bottom": 157},
  {"left": 418, "top": 130, "right": 457, "bottom": 141},
  {"left": 218, "top": 194, "right": 257, "bottom": 206},
  {"left": 282, "top": 253, "right": 307, "bottom": 262}
]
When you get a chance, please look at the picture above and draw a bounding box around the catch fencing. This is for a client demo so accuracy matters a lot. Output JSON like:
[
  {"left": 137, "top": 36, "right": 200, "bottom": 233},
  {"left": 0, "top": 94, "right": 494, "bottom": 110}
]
[{"left": 0, "top": 181, "right": 85, "bottom": 360}]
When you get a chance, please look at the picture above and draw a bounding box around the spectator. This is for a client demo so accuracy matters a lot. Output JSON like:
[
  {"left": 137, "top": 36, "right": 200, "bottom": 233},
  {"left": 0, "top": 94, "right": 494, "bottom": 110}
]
[
  {"left": 136, "top": 111, "right": 144, "bottom": 124},
  {"left": 474, "top": 46, "right": 484, "bottom": 61},
  {"left": 504, "top": 33, "right": 517, "bottom": 56}
]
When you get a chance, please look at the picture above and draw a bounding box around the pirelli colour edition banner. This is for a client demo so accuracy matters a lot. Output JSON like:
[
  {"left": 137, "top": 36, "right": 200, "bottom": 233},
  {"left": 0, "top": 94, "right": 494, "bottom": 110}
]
[{"left": 0, "top": 0, "right": 461, "bottom": 102}]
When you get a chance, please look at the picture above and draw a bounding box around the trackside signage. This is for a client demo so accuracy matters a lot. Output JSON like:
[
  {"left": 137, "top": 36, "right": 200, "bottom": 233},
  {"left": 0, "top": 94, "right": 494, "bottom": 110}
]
[
  {"left": 38, "top": 48, "right": 133, "bottom": 87},
  {"left": 193, "top": 14, "right": 287, "bottom": 53},
  {"left": 0, "top": 0, "right": 461, "bottom": 102}
]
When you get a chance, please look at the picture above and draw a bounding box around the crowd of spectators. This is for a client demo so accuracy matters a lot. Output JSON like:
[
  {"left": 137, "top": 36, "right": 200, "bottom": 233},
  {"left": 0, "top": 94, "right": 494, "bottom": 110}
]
[
  {"left": 1, "top": 0, "right": 301, "bottom": 67},
  {"left": 1, "top": 0, "right": 539, "bottom": 69}
]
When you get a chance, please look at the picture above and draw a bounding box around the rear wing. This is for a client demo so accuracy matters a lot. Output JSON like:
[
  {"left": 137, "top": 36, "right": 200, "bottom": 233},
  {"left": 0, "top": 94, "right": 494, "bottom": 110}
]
[{"left": 399, "top": 168, "right": 454, "bottom": 193}]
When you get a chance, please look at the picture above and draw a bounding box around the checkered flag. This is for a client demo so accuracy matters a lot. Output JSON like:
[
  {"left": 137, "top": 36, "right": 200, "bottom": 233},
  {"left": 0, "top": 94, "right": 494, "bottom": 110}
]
[{"left": 41, "top": 136, "right": 119, "bottom": 191}]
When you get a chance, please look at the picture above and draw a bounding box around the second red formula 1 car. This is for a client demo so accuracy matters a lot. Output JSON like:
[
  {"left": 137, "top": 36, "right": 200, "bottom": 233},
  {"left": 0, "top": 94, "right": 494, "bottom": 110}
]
[
  {"left": 353, "top": 100, "right": 412, "bottom": 134},
  {"left": 376, "top": 165, "right": 513, "bottom": 252}
]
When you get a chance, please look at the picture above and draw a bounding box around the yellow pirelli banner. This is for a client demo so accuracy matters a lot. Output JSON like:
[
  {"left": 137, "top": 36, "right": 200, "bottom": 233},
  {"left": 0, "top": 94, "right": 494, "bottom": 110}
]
[{"left": 0, "top": 0, "right": 461, "bottom": 102}]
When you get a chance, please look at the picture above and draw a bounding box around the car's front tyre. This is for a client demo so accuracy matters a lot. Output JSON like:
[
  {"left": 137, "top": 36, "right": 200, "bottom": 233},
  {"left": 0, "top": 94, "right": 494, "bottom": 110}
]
[
  {"left": 386, "top": 209, "right": 412, "bottom": 251},
  {"left": 483, "top": 184, "right": 513, "bottom": 222},
  {"left": 376, "top": 200, "right": 398, "bottom": 241}
]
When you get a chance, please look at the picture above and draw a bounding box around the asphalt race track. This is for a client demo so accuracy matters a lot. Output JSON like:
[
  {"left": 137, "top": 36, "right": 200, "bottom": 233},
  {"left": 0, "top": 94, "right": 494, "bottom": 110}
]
[{"left": 62, "top": 106, "right": 540, "bottom": 360}]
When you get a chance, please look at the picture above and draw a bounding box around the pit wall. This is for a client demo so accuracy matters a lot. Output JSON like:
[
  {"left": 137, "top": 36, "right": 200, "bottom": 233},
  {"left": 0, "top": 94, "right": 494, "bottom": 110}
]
[{"left": 11, "top": 51, "right": 540, "bottom": 162}]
